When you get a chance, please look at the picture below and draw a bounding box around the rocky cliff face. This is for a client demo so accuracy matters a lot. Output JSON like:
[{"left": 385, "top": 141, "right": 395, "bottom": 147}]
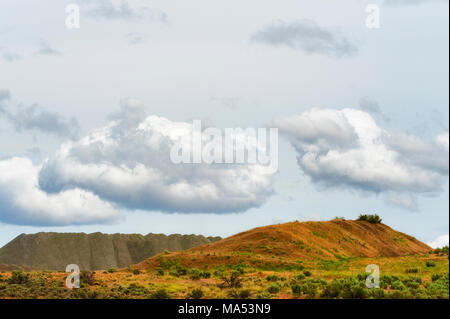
[{"left": 0, "top": 232, "right": 221, "bottom": 271}]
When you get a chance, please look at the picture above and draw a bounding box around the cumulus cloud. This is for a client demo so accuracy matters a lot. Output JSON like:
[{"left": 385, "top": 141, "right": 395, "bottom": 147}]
[
  {"left": 81, "top": 0, "right": 168, "bottom": 23},
  {"left": 0, "top": 157, "right": 121, "bottom": 226},
  {"left": 272, "top": 108, "right": 449, "bottom": 210},
  {"left": 0, "top": 90, "right": 80, "bottom": 139},
  {"left": 250, "top": 19, "right": 358, "bottom": 57},
  {"left": 427, "top": 234, "right": 449, "bottom": 248},
  {"left": 384, "top": 0, "right": 448, "bottom": 6},
  {"left": 38, "top": 99, "right": 276, "bottom": 213}
]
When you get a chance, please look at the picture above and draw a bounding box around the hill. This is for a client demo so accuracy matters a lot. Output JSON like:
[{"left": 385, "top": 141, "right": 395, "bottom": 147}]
[
  {"left": 0, "top": 232, "right": 221, "bottom": 271},
  {"left": 135, "top": 219, "right": 431, "bottom": 270}
]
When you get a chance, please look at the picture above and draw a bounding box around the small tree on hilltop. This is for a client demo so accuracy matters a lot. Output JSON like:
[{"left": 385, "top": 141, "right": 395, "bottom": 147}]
[{"left": 358, "top": 214, "right": 382, "bottom": 224}]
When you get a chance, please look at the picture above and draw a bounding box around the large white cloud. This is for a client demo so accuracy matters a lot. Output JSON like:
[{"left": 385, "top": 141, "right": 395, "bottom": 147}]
[
  {"left": 272, "top": 108, "right": 449, "bottom": 210},
  {"left": 38, "top": 101, "right": 275, "bottom": 214},
  {"left": 427, "top": 234, "right": 449, "bottom": 249},
  {"left": 0, "top": 157, "right": 121, "bottom": 226}
]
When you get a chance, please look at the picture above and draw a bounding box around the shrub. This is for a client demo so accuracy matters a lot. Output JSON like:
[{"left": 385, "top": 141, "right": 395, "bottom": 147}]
[
  {"left": 358, "top": 214, "right": 382, "bottom": 224},
  {"left": 107, "top": 268, "right": 117, "bottom": 273},
  {"left": 80, "top": 271, "right": 95, "bottom": 286},
  {"left": 150, "top": 288, "right": 171, "bottom": 299},
  {"left": 266, "top": 275, "right": 280, "bottom": 282},
  {"left": 132, "top": 269, "right": 141, "bottom": 275},
  {"left": 8, "top": 271, "right": 30, "bottom": 285},
  {"left": 431, "top": 274, "right": 442, "bottom": 282},
  {"left": 169, "top": 266, "right": 187, "bottom": 277},
  {"left": 391, "top": 280, "right": 406, "bottom": 291},
  {"left": 321, "top": 281, "right": 342, "bottom": 298},
  {"left": 233, "top": 289, "right": 251, "bottom": 299},
  {"left": 295, "top": 273, "right": 306, "bottom": 281},
  {"left": 342, "top": 286, "right": 368, "bottom": 299},
  {"left": 220, "top": 272, "right": 243, "bottom": 288},
  {"left": 267, "top": 284, "right": 281, "bottom": 294},
  {"left": 405, "top": 268, "right": 418, "bottom": 274},
  {"left": 370, "top": 288, "right": 386, "bottom": 299},
  {"left": 303, "top": 270, "right": 312, "bottom": 277},
  {"left": 433, "top": 246, "right": 449, "bottom": 255},
  {"left": 188, "top": 288, "right": 204, "bottom": 299},
  {"left": 426, "top": 261, "right": 436, "bottom": 268},
  {"left": 291, "top": 284, "right": 302, "bottom": 296},
  {"left": 156, "top": 268, "right": 164, "bottom": 277},
  {"left": 302, "top": 283, "right": 317, "bottom": 298}
]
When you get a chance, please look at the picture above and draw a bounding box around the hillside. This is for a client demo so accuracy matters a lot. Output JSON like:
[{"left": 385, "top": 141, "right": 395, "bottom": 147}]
[
  {"left": 136, "top": 219, "right": 431, "bottom": 270},
  {"left": 0, "top": 232, "right": 221, "bottom": 271}
]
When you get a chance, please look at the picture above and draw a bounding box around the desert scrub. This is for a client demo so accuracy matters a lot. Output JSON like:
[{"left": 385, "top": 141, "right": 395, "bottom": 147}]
[
  {"left": 149, "top": 288, "right": 171, "bottom": 299},
  {"left": 188, "top": 288, "right": 204, "bottom": 299},
  {"left": 220, "top": 271, "right": 243, "bottom": 288},
  {"left": 8, "top": 271, "right": 31, "bottom": 285},
  {"left": 267, "top": 283, "right": 281, "bottom": 294},
  {"left": 228, "top": 289, "right": 251, "bottom": 299},
  {"left": 291, "top": 284, "right": 302, "bottom": 296}
]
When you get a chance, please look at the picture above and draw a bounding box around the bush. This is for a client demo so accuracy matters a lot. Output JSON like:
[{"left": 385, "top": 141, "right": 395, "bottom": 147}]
[
  {"left": 295, "top": 273, "right": 306, "bottom": 281},
  {"left": 267, "top": 284, "right": 281, "bottom": 294},
  {"left": 431, "top": 274, "right": 442, "bottom": 282},
  {"left": 342, "top": 286, "right": 368, "bottom": 299},
  {"left": 150, "top": 288, "right": 171, "bottom": 299},
  {"left": 188, "top": 288, "right": 204, "bottom": 299},
  {"left": 80, "top": 271, "right": 95, "bottom": 286},
  {"left": 426, "top": 261, "right": 436, "bottom": 268},
  {"left": 321, "top": 281, "right": 342, "bottom": 298},
  {"left": 8, "top": 271, "right": 30, "bottom": 285},
  {"left": 291, "top": 284, "right": 302, "bottom": 296},
  {"left": 220, "top": 272, "right": 243, "bottom": 288},
  {"left": 433, "top": 246, "right": 449, "bottom": 255},
  {"left": 358, "top": 214, "right": 382, "bottom": 224},
  {"left": 405, "top": 268, "right": 418, "bottom": 274},
  {"left": 391, "top": 280, "right": 406, "bottom": 291},
  {"left": 238, "top": 289, "right": 251, "bottom": 299},
  {"left": 266, "top": 275, "right": 280, "bottom": 282},
  {"left": 132, "top": 269, "right": 141, "bottom": 275},
  {"left": 107, "top": 268, "right": 117, "bottom": 273},
  {"left": 302, "top": 283, "right": 317, "bottom": 298},
  {"left": 156, "top": 268, "right": 164, "bottom": 277},
  {"left": 303, "top": 270, "right": 312, "bottom": 277}
]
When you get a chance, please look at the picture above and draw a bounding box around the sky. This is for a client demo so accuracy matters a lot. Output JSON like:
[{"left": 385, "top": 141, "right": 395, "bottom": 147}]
[{"left": 0, "top": 0, "right": 448, "bottom": 248}]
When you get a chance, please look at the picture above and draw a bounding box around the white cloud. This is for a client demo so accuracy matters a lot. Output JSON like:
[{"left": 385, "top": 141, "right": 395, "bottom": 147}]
[
  {"left": 272, "top": 108, "right": 449, "bottom": 210},
  {"left": 427, "top": 234, "right": 449, "bottom": 248},
  {"left": 38, "top": 100, "right": 275, "bottom": 213},
  {"left": 0, "top": 157, "right": 121, "bottom": 226}
]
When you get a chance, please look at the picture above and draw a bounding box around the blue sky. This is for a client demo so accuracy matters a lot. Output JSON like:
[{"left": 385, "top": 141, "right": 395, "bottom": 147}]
[{"left": 0, "top": 0, "right": 448, "bottom": 248}]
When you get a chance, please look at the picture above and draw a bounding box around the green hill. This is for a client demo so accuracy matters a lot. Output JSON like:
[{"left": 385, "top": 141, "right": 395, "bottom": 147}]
[{"left": 0, "top": 232, "right": 221, "bottom": 271}]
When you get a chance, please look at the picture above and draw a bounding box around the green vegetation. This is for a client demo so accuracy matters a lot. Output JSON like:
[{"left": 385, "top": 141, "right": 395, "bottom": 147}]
[{"left": 358, "top": 214, "right": 382, "bottom": 224}]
